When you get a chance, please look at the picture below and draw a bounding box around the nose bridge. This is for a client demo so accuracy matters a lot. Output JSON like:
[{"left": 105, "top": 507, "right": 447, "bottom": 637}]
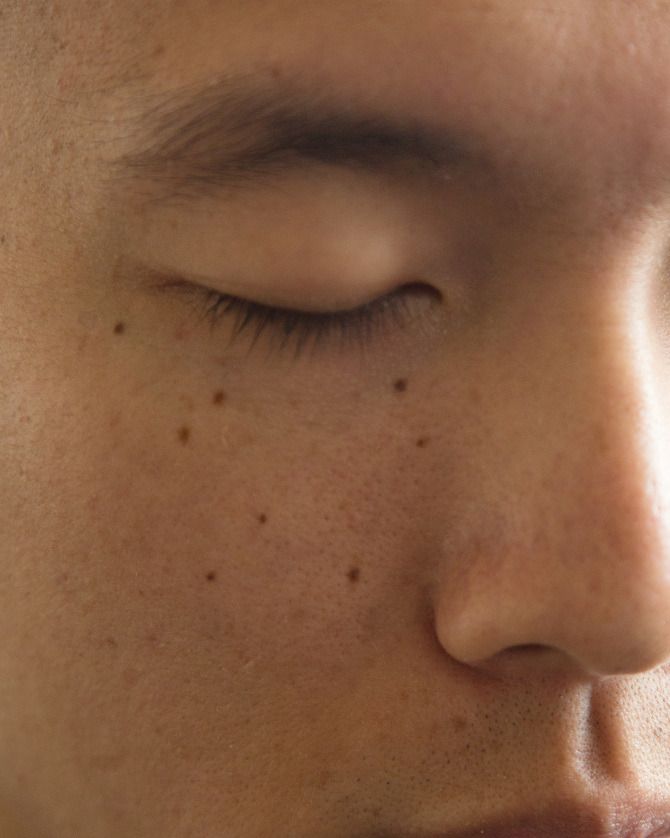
[
  {"left": 539, "top": 276, "right": 665, "bottom": 545},
  {"left": 436, "top": 261, "right": 670, "bottom": 678}
]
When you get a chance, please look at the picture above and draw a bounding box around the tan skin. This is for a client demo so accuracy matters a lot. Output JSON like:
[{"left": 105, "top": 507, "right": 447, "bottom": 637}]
[{"left": 2, "top": 2, "right": 670, "bottom": 836}]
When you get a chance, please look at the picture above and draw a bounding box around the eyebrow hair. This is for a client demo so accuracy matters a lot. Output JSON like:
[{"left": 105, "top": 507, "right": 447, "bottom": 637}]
[{"left": 106, "top": 71, "right": 492, "bottom": 205}]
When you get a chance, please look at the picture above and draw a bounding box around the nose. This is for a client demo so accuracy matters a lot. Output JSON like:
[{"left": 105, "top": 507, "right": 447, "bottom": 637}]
[{"left": 433, "top": 256, "right": 670, "bottom": 680}]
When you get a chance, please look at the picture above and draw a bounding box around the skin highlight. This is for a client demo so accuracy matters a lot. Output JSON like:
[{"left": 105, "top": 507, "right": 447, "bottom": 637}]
[{"left": 2, "top": 2, "right": 670, "bottom": 837}]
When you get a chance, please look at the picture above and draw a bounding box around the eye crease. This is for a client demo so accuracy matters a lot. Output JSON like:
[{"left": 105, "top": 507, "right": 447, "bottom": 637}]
[{"left": 154, "top": 276, "right": 440, "bottom": 359}]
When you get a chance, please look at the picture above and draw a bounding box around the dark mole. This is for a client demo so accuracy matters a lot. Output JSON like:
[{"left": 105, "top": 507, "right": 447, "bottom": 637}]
[
  {"left": 416, "top": 437, "right": 430, "bottom": 448},
  {"left": 394, "top": 378, "right": 408, "bottom": 393},
  {"left": 212, "top": 390, "right": 226, "bottom": 405},
  {"left": 452, "top": 715, "right": 468, "bottom": 732},
  {"left": 347, "top": 566, "right": 361, "bottom": 583},
  {"left": 113, "top": 321, "right": 126, "bottom": 335},
  {"left": 259, "top": 513, "right": 268, "bottom": 524},
  {"left": 206, "top": 571, "right": 217, "bottom": 582},
  {"left": 178, "top": 425, "right": 191, "bottom": 445}
]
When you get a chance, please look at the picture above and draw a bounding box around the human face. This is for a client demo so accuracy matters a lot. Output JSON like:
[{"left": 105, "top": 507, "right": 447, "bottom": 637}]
[{"left": 3, "top": 2, "right": 670, "bottom": 836}]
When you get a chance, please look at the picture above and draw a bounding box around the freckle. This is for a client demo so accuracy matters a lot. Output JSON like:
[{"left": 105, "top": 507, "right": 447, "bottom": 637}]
[
  {"left": 147, "top": 633, "right": 157, "bottom": 644},
  {"left": 178, "top": 425, "right": 191, "bottom": 445},
  {"left": 452, "top": 715, "right": 468, "bottom": 732},
  {"left": 0, "top": 234, "right": 5, "bottom": 245},
  {"left": 206, "top": 571, "right": 217, "bottom": 582},
  {"left": 104, "top": 637, "right": 118, "bottom": 649},
  {"left": 258, "top": 513, "right": 268, "bottom": 525},
  {"left": 394, "top": 378, "right": 408, "bottom": 393},
  {"left": 138, "top": 589, "right": 145, "bottom": 597},
  {"left": 153, "top": 42, "right": 165, "bottom": 57},
  {"left": 113, "top": 321, "right": 126, "bottom": 335},
  {"left": 347, "top": 566, "right": 361, "bottom": 583},
  {"left": 315, "top": 766, "right": 331, "bottom": 787},
  {"left": 213, "top": 390, "right": 226, "bottom": 405},
  {"left": 416, "top": 437, "right": 430, "bottom": 448}
]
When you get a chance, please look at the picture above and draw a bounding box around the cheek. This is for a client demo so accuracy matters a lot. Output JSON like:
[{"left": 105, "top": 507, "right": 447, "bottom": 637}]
[{"left": 35, "top": 380, "right": 407, "bottom": 686}]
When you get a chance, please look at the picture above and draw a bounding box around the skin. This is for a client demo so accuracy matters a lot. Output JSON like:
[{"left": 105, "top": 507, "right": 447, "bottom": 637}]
[{"left": 2, "top": 1, "right": 670, "bottom": 835}]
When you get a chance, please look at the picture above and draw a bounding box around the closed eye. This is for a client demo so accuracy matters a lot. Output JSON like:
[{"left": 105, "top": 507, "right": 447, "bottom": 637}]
[{"left": 153, "top": 277, "right": 441, "bottom": 359}]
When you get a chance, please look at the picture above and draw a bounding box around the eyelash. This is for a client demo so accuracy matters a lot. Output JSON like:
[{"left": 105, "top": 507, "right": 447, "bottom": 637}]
[{"left": 164, "top": 279, "right": 433, "bottom": 358}]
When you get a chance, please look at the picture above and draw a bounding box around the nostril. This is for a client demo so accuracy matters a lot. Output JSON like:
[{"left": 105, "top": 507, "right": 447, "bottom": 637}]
[{"left": 502, "top": 645, "right": 561, "bottom": 663}]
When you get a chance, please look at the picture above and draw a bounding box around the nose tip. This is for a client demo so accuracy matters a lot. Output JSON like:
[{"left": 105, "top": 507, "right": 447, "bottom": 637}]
[{"left": 434, "top": 485, "right": 670, "bottom": 680}]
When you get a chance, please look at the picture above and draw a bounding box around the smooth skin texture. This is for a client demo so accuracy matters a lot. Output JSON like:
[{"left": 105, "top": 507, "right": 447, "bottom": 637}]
[{"left": 2, "top": 1, "right": 670, "bottom": 836}]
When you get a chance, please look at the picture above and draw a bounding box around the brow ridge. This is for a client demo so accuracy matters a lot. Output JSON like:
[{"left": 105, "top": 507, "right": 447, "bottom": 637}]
[{"left": 107, "top": 71, "right": 486, "bottom": 204}]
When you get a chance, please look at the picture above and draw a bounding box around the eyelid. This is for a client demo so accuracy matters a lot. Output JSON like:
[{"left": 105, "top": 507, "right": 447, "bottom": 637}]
[{"left": 153, "top": 275, "right": 440, "bottom": 359}]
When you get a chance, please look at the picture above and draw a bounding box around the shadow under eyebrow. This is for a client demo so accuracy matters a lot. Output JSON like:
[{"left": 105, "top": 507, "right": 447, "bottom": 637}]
[{"left": 105, "top": 69, "right": 492, "bottom": 206}]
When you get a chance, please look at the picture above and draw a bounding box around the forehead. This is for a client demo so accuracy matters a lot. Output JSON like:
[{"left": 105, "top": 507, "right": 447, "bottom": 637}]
[
  {"left": 54, "top": 1, "right": 670, "bottom": 216},
  {"left": 64, "top": 1, "right": 670, "bottom": 97}
]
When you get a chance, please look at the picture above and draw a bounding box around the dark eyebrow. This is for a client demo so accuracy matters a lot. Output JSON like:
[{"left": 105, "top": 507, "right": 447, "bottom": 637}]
[{"left": 106, "top": 71, "right": 491, "bottom": 205}]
